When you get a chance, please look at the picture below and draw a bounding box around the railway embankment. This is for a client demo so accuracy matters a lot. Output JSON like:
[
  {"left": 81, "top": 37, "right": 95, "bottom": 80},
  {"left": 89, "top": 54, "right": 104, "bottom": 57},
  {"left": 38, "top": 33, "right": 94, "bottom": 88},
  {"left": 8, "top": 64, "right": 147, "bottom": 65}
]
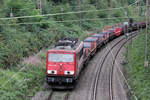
[
  {"left": 0, "top": 48, "right": 50, "bottom": 100},
  {"left": 125, "top": 30, "right": 150, "bottom": 100}
]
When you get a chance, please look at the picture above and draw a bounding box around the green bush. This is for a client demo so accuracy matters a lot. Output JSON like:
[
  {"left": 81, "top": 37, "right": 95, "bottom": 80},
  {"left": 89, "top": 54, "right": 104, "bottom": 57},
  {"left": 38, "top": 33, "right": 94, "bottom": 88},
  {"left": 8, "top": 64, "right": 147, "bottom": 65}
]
[
  {"left": 126, "top": 30, "right": 150, "bottom": 100},
  {"left": 97, "top": 12, "right": 108, "bottom": 18},
  {"left": 111, "top": 10, "right": 123, "bottom": 17},
  {"left": 0, "top": 28, "right": 58, "bottom": 68},
  {"left": 0, "top": 64, "right": 45, "bottom": 100}
]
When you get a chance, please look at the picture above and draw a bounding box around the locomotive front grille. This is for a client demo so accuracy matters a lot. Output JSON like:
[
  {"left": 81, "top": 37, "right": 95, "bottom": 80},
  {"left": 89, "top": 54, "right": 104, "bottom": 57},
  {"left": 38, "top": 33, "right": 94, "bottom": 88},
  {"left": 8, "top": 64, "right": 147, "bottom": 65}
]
[{"left": 46, "top": 76, "right": 74, "bottom": 84}]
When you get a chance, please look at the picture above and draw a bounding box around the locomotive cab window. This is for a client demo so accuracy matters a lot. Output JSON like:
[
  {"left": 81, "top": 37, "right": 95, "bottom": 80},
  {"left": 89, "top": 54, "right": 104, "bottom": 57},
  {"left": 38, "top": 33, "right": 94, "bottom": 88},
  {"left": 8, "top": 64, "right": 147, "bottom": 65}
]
[{"left": 48, "top": 53, "right": 74, "bottom": 62}]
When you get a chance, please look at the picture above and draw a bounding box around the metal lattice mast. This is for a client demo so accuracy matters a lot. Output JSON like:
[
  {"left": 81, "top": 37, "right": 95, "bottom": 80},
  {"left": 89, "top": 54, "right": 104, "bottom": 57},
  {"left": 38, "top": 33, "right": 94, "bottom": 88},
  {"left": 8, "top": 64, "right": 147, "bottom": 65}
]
[{"left": 144, "top": 0, "right": 149, "bottom": 67}]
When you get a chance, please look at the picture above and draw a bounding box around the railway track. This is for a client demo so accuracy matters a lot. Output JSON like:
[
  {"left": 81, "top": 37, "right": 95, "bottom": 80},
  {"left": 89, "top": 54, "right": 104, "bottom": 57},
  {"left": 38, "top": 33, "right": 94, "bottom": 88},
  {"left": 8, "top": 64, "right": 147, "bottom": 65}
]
[
  {"left": 48, "top": 90, "right": 69, "bottom": 100},
  {"left": 47, "top": 31, "right": 139, "bottom": 100},
  {"left": 109, "top": 31, "right": 139, "bottom": 100},
  {"left": 90, "top": 31, "right": 139, "bottom": 100}
]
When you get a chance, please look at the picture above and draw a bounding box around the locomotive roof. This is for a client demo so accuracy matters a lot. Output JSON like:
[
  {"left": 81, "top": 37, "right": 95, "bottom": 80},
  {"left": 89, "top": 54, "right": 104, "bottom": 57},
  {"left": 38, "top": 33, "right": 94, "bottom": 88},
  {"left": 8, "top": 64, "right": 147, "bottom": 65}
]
[
  {"left": 108, "top": 28, "right": 115, "bottom": 31},
  {"left": 99, "top": 31, "right": 110, "bottom": 34},
  {"left": 114, "top": 26, "right": 121, "bottom": 28},
  {"left": 50, "top": 39, "right": 83, "bottom": 51},
  {"left": 92, "top": 34, "right": 104, "bottom": 37},
  {"left": 84, "top": 37, "right": 98, "bottom": 42},
  {"left": 140, "top": 21, "right": 146, "bottom": 24}
]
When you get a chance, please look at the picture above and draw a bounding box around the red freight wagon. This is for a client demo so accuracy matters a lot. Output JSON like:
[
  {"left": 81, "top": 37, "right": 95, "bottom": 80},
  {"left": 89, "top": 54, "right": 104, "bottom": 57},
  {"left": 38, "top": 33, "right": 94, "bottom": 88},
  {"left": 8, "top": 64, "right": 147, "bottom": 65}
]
[
  {"left": 83, "top": 42, "right": 91, "bottom": 64},
  {"left": 99, "top": 31, "right": 110, "bottom": 43},
  {"left": 140, "top": 21, "right": 146, "bottom": 28},
  {"left": 108, "top": 28, "right": 116, "bottom": 40},
  {"left": 91, "top": 34, "right": 105, "bottom": 48},
  {"left": 84, "top": 37, "right": 98, "bottom": 55}
]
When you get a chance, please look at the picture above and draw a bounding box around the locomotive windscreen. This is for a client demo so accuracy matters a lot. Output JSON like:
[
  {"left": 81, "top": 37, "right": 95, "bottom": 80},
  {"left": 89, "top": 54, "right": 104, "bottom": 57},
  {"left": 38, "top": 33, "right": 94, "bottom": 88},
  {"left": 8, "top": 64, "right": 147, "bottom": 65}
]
[
  {"left": 48, "top": 53, "right": 74, "bottom": 62},
  {"left": 84, "top": 42, "right": 91, "bottom": 48}
]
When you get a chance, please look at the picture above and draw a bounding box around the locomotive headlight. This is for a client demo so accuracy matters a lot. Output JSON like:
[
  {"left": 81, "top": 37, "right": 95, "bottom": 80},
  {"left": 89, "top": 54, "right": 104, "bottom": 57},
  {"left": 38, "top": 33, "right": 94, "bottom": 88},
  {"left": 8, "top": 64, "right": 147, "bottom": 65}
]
[
  {"left": 47, "top": 70, "right": 57, "bottom": 74},
  {"left": 64, "top": 71, "right": 74, "bottom": 75}
]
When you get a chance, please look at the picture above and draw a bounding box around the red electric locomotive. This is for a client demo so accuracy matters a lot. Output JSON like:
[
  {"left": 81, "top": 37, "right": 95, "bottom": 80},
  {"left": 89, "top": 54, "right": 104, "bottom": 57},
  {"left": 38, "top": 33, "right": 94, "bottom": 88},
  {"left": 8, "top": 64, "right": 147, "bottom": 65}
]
[{"left": 46, "top": 38, "right": 84, "bottom": 89}]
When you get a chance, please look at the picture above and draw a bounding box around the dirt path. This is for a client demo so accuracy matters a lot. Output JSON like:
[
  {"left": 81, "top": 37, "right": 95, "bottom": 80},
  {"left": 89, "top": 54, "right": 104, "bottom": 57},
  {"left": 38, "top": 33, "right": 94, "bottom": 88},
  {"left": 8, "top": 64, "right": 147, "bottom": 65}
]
[
  {"left": 23, "top": 49, "right": 47, "bottom": 65},
  {"left": 23, "top": 54, "right": 41, "bottom": 65}
]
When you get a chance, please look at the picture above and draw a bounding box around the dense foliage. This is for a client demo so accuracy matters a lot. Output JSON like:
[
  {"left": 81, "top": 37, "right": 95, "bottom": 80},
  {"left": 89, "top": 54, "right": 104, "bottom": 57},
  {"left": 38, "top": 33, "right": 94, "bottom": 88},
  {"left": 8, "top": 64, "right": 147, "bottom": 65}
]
[
  {"left": 0, "top": 64, "right": 45, "bottom": 100},
  {"left": 0, "top": 0, "right": 145, "bottom": 68}
]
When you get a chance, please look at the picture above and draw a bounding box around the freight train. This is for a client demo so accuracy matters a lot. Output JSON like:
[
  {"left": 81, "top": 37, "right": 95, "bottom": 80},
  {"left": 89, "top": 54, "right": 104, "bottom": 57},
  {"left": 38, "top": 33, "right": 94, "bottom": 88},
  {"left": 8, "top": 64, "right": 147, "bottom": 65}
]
[{"left": 46, "top": 21, "right": 146, "bottom": 89}]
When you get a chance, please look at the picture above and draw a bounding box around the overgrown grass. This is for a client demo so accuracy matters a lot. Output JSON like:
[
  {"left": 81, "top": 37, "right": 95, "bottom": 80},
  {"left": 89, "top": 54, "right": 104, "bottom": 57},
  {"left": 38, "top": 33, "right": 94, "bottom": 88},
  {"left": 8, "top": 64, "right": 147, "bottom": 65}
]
[
  {"left": 126, "top": 29, "right": 150, "bottom": 100},
  {"left": 0, "top": 63, "right": 45, "bottom": 100}
]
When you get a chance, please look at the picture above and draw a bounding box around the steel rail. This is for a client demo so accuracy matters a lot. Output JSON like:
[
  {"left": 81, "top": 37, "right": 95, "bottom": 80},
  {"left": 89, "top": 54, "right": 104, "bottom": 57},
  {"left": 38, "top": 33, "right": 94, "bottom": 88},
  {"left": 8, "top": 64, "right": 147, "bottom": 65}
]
[{"left": 109, "top": 32, "right": 139, "bottom": 100}]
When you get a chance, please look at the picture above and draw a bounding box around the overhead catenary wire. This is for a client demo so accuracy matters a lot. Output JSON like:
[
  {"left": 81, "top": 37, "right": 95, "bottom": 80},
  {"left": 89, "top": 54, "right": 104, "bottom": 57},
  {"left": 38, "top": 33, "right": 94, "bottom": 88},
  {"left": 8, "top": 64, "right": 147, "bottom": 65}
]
[
  {"left": 0, "top": 0, "right": 142, "bottom": 20},
  {"left": 1, "top": 0, "right": 144, "bottom": 11},
  {"left": 0, "top": 7, "right": 133, "bottom": 20},
  {"left": 0, "top": 3, "right": 100, "bottom": 10},
  {"left": 144, "top": 0, "right": 149, "bottom": 67},
  {"left": 2, "top": 3, "right": 145, "bottom": 11},
  {"left": 0, "top": 16, "right": 145, "bottom": 26}
]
